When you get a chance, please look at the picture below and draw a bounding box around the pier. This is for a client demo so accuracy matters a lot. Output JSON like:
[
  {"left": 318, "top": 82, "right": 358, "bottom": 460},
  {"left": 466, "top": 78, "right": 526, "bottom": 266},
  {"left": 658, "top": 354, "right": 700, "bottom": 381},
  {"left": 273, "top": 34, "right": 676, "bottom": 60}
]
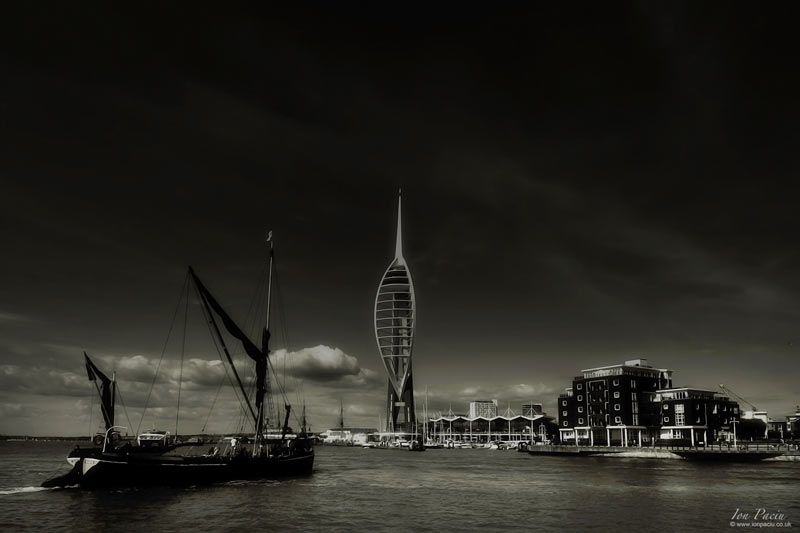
[{"left": 525, "top": 442, "right": 800, "bottom": 461}]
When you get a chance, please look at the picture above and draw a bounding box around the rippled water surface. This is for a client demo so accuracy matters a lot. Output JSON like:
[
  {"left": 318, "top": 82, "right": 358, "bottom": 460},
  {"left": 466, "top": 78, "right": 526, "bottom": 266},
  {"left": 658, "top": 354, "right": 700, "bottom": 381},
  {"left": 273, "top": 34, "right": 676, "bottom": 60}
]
[{"left": 1, "top": 441, "right": 797, "bottom": 532}]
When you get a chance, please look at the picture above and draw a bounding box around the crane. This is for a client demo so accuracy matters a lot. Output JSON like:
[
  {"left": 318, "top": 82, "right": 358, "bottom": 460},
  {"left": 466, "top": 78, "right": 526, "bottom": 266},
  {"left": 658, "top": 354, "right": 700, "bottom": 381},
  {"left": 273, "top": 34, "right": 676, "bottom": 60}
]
[{"left": 719, "top": 384, "right": 758, "bottom": 412}]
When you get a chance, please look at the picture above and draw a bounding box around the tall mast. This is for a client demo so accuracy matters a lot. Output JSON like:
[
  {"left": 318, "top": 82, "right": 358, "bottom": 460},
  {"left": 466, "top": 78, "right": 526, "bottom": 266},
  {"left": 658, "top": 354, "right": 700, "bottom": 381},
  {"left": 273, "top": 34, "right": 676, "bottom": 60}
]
[
  {"left": 111, "top": 371, "right": 116, "bottom": 430},
  {"left": 266, "top": 231, "right": 274, "bottom": 335},
  {"left": 256, "top": 231, "right": 275, "bottom": 448},
  {"left": 424, "top": 386, "right": 428, "bottom": 442}
]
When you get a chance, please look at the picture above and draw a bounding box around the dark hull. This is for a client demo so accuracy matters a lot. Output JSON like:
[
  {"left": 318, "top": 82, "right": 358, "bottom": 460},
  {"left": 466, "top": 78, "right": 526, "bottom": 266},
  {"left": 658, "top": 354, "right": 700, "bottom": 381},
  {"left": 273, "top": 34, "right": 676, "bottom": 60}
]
[
  {"left": 673, "top": 450, "right": 783, "bottom": 462},
  {"left": 44, "top": 451, "right": 314, "bottom": 488}
]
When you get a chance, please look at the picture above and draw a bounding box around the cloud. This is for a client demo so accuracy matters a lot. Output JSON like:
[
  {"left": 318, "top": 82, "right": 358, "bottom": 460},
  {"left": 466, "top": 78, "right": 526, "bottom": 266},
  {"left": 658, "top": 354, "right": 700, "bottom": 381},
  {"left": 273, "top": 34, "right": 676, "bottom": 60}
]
[
  {"left": 0, "top": 402, "right": 24, "bottom": 418},
  {"left": 0, "top": 311, "right": 35, "bottom": 323},
  {"left": 273, "top": 345, "right": 382, "bottom": 387},
  {"left": 0, "top": 364, "right": 89, "bottom": 397}
]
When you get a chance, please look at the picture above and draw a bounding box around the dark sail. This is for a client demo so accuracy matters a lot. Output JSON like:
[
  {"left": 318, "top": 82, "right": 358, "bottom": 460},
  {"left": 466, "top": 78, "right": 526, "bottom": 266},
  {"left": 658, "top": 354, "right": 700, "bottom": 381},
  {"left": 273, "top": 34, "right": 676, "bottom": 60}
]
[
  {"left": 189, "top": 267, "right": 267, "bottom": 427},
  {"left": 84, "top": 352, "right": 115, "bottom": 430}
]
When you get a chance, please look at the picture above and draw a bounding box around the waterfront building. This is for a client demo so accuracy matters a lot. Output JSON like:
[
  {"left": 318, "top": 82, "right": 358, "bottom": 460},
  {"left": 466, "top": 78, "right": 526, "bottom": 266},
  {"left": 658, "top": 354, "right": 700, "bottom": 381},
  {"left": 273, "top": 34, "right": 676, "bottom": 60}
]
[
  {"left": 522, "top": 403, "right": 543, "bottom": 417},
  {"left": 788, "top": 406, "right": 800, "bottom": 438},
  {"left": 656, "top": 388, "right": 739, "bottom": 446},
  {"left": 320, "top": 427, "right": 378, "bottom": 445},
  {"left": 558, "top": 358, "right": 672, "bottom": 446},
  {"left": 425, "top": 413, "right": 558, "bottom": 444},
  {"left": 374, "top": 190, "right": 416, "bottom": 433},
  {"left": 556, "top": 359, "right": 742, "bottom": 446},
  {"left": 469, "top": 400, "right": 498, "bottom": 419}
]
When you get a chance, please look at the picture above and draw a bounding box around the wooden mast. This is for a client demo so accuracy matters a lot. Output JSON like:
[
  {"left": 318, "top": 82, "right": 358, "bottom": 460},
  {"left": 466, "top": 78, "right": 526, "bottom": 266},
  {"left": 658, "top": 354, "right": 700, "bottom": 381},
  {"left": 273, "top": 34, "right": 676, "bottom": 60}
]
[{"left": 257, "top": 231, "right": 275, "bottom": 452}]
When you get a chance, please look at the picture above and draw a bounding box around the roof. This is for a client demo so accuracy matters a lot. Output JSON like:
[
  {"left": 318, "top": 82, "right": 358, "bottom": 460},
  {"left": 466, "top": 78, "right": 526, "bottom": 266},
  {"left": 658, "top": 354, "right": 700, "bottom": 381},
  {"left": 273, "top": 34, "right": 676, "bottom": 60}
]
[{"left": 427, "top": 414, "right": 554, "bottom": 423}]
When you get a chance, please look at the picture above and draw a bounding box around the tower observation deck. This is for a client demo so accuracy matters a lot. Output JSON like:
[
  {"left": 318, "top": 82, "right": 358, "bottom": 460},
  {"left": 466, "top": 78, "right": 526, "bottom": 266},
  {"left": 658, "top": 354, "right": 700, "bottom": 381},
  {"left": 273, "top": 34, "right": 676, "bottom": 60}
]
[{"left": 374, "top": 190, "right": 416, "bottom": 433}]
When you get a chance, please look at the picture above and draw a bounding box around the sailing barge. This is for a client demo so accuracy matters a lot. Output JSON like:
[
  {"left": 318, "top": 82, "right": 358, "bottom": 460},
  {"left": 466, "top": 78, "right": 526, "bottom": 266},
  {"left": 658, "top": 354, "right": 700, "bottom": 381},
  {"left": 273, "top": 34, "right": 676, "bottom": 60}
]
[{"left": 43, "top": 243, "right": 314, "bottom": 488}]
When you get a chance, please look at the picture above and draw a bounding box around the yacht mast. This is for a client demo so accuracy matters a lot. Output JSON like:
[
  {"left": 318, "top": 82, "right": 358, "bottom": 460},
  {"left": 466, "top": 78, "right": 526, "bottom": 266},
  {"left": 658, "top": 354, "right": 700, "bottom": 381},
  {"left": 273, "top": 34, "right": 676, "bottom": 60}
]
[{"left": 256, "top": 231, "right": 275, "bottom": 450}]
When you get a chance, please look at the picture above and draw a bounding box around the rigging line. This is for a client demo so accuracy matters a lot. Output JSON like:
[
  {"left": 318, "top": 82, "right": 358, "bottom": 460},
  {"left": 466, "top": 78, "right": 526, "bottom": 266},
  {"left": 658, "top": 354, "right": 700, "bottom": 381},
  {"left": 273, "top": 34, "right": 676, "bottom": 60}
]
[
  {"left": 273, "top": 264, "right": 303, "bottom": 411},
  {"left": 201, "top": 372, "right": 226, "bottom": 433},
  {"left": 191, "top": 271, "right": 258, "bottom": 423},
  {"left": 175, "top": 276, "right": 190, "bottom": 437},
  {"left": 269, "top": 356, "right": 302, "bottom": 427},
  {"left": 138, "top": 271, "right": 189, "bottom": 435},
  {"left": 114, "top": 384, "right": 135, "bottom": 437},
  {"left": 196, "top": 283, "right": 252, "bottom": 429},
  {"left": 244, "top": 262, "right": 267, "bottom": 342}
]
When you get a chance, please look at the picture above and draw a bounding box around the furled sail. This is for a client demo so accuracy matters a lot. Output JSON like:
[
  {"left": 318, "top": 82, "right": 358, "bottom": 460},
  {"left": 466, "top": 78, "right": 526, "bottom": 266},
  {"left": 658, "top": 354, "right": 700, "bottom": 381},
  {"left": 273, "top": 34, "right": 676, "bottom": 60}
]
[{"left": 84, "top": 352, "right": 115, "bottom": 430}]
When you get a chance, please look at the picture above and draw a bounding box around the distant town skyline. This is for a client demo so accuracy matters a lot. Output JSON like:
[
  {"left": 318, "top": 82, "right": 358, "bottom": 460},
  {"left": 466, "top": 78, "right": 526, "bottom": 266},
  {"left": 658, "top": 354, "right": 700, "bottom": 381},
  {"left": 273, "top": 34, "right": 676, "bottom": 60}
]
[{"left": 1, "top": 5, "right": 798, "bottom": 435}]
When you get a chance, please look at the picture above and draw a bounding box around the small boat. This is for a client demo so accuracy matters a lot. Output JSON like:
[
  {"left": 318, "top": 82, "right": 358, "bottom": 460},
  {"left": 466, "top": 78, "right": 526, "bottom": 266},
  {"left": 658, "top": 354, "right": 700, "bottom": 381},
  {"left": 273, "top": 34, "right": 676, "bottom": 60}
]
[
  {"left": 408, "top": 439, "right": 425, "bottom": 452},
  {"left": 43, "top": 238, "right": 314, "bottom": 488}
]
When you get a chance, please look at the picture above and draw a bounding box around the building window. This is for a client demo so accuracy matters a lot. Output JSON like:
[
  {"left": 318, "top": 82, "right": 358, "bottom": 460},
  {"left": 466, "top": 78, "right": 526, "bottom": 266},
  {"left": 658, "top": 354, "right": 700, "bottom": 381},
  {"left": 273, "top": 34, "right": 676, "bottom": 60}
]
[
  {"left": 578, "top": 418, "right": 584, "bottom": 425},
  {"left": 562, "top": 410, "right": 568, "bottom": 416},
  {"left": 613, "top": 379, "right": 619, "bottom": 386},
  {"left": 696, "top": 417, "right": 701, "bottom": 424},
  {"left": 696, "top": 404, "right": 700, "bottom": 410},
  {"left": 576, "top": 384, "right": 582, "bottom": 390},
  {"left": 631, "top": 379, "right": 636, "bottom": 389},
  {"left": 563, "top": 421, "right": 568, "bottom": 427},
  {"left": 664, "top": 416, "right": 669, "bottom": 423},
  {"left": 562, "top": 400, "right": 567, "bottom": 406},
  {"left": 663, "top": 404, "right": 669, "bottom": 410},
  {"left": 614, "top": 391, "right": 620, "bottom": 398},
  {"left": 577, "top": 395, "right": 582, "bottom": 402},
  {"left": 675, "top": 403, "right": 685, "bottom": 426},
  {"left": 578, "top": 406, "right": 583, "bottom": 413},
  {"left": 614, "top": 404, "right": 620, "bottom": 411},
  {"left": 615, "top": 416, "right": 621, "bottom": 424}
]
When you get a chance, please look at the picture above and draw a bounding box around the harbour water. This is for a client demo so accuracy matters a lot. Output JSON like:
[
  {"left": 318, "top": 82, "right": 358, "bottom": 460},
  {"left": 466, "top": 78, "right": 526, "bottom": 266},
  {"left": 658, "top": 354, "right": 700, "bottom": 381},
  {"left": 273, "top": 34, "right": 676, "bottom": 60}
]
[{"left": 1, "top": 441, "right": 797, "bottom": 531}]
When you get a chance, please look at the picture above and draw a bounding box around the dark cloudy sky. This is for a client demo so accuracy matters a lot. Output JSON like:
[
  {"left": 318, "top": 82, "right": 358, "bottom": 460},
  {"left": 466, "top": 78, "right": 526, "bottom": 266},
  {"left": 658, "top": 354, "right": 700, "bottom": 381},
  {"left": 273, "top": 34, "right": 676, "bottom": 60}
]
[{"left": 1, "top": 4, "right": 798, "bottom": 436}]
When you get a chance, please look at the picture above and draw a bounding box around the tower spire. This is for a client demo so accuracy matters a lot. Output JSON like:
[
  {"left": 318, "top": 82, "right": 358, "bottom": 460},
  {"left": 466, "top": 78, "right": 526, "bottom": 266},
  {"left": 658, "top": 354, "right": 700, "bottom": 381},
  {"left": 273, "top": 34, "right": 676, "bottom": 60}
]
[{"left": 395, "top": 188, "right": 403, "bottom": 260}]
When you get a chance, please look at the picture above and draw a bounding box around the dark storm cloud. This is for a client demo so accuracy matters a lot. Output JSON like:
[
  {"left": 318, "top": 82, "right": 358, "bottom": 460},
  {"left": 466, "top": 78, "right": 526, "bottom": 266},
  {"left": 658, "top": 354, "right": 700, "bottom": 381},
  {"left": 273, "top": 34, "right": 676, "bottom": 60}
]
[{"left": 1, "top": 4, "right": 799, "bottom": 433}]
